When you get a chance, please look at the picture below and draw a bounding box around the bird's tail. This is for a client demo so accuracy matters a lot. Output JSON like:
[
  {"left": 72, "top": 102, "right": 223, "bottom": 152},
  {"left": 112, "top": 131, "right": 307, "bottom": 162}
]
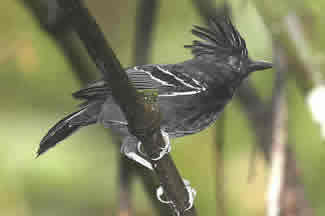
[{"left": 37, "top": 102, "right": 101, "bottom": 157}]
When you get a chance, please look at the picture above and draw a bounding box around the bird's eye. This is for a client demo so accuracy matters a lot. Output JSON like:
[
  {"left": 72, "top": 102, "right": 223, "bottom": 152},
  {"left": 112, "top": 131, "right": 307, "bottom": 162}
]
[{"left": 227, "top": 56, "right": 243, "bottom": 72}]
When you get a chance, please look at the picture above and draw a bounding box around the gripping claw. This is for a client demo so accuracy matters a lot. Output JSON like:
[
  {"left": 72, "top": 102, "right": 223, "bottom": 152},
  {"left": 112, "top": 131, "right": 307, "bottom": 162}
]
[
  {"left": 137, "top": 129, "right": 171, "bottom": 161},
  {"left": 155, "top": 179, "right": 197, "bottom": 215}
]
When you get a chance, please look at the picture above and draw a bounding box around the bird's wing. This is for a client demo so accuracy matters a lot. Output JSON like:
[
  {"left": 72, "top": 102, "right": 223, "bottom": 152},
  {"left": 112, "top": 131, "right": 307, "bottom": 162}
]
[
  {"left": 73, "top": 64, "right": 207, "bottom": 102},
  {"left": 126, "top": 64, "right": 207, "bottom": 97}
]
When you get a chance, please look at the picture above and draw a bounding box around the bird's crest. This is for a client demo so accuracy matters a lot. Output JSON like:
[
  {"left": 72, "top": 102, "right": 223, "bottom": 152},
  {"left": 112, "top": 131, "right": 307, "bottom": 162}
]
[{"left": 185, "top": 16, "right": 248, "bottom": 59}]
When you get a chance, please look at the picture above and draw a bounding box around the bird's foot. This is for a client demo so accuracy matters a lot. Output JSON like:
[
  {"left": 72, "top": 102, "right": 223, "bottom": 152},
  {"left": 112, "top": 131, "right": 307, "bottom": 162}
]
[
  {"left": 153, "top": 130, "right": 172, "bottom": 160},
  {"left": 121, "top": 137, "right": 153, "bottom": 170},
  {"left": 121, "top": 130, "right": 171, "bottom": 170},
  {"left": 156, "top": 179, "right": 197, "bottom": 214},
  {"left": 137, "top": 129, "right": 171, "bottom": 161},
  {"left": 183, "top": 179, "right": 197, "bottom": 211}
]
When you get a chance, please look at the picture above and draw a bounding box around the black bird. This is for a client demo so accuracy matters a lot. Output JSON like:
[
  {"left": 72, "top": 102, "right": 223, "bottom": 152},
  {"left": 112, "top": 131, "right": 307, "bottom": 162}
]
[{"left": 37, "top": 16, "right": 272, "bottom": 168}]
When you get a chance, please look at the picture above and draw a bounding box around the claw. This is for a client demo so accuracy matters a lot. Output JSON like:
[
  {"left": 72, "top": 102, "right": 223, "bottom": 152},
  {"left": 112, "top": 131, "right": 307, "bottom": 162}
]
[
  {"left": 156, "top": 186, "right": 179, "bottom": 216},
  {"left": 183, "top": 179, "right": 197, "bottom": 211},
  {"left": 137, "top": 141, "right": 146, "bottom": 156},
  {"left": 151, "top": 130, "right": 171, "bottom": 161},
  {"left": 121, "top": 137, "right": 153, "bottom": 170},
  {"left": 136, "top": 130, "right": 171, "bottom": 161},
  {"left": 156, "top": 186, "right": 174, "bottom": 205},
  {"left": 121, "top": 130, "right": 171, "bottom": 169},
  {"left": 124, "top": 151, "right": 153, "bottom": 170},
  {"left": 155, "top": 179, "right": 196, "bottom": 214}
]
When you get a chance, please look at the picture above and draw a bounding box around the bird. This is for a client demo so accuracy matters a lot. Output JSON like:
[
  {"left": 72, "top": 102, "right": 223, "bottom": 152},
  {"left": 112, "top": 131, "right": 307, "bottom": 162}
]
[{"left": 37, "top": 16, "right": 272, "bottom": 168}]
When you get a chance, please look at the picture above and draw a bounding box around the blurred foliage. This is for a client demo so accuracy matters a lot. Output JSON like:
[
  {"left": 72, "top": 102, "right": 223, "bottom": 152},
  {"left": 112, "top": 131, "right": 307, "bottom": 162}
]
[{"left": 0, "top": 0, "right": 324, "bottom": 215}]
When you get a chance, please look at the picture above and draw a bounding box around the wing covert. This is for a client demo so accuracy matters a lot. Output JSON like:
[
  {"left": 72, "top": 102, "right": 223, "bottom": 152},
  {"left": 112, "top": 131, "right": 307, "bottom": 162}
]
[{"left": 127, "top": 65, "right": 207, "bottom": 97}]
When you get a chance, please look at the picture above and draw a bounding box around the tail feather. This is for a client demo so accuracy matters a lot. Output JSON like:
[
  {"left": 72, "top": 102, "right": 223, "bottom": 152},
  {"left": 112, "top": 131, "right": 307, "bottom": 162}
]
[{"left": 37, "top": 104, "right": 100, "bottom": 157}]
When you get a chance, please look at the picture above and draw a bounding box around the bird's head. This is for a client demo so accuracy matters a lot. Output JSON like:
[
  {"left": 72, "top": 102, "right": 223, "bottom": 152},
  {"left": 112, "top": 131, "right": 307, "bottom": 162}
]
[{"left": 185, "top": 16, "right": 272, "bottom": 79}]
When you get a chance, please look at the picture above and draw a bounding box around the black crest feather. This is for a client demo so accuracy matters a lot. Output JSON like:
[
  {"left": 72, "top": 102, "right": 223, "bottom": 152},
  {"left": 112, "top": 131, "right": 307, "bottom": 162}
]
[{"left": 185, "top": 16, "right": 248, "bottom": 59}]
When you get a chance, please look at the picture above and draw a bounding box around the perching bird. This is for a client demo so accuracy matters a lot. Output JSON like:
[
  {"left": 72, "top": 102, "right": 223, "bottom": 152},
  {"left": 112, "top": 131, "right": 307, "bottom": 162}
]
[{"left": 37, "top": 16, "right": 272, "bottom": 168}]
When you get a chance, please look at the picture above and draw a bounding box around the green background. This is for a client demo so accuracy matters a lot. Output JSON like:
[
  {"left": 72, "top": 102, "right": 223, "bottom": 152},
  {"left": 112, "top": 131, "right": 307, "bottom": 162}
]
[{"left": 0, "top": 0, "right": 324, "bottom": 215}]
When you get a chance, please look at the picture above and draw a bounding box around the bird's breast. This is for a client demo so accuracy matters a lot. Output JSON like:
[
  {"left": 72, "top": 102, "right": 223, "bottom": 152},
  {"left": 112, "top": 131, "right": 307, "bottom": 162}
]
[{"left": 158, "top": 94, "right": 226, "bottom": 137}]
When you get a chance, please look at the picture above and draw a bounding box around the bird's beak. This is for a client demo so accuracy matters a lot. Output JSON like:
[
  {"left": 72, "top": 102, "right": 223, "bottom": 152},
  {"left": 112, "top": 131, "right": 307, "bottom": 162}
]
[{"left": 248, "top": 60, "right": 273, "bottom": 73}]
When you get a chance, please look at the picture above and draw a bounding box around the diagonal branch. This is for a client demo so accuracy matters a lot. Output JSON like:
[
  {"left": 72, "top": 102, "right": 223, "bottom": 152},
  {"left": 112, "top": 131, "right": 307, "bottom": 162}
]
[
  {"left": 22, "top": 1, "right": 171, "bottom": 215},
  {"left": 129, "top": 1, "right": 172, "bottom": 215},
  {"left": 55, "top": 1, "right": 196, "bottom": 215},
  {"left": 118, "top": 1, "right": 162, "bottom": 215},
  {"left": 21, "top": 0, "right": 97, "bottom": 84}
]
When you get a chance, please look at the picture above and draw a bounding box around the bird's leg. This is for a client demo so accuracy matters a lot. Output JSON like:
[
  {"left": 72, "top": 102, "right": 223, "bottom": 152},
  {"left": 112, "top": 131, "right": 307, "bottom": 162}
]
[
  {"left": 120, "top": 136, "right": 153, "bottom": 170},
  {"left": 156, "top": 178, "right": 197, "bottom": 214}
]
